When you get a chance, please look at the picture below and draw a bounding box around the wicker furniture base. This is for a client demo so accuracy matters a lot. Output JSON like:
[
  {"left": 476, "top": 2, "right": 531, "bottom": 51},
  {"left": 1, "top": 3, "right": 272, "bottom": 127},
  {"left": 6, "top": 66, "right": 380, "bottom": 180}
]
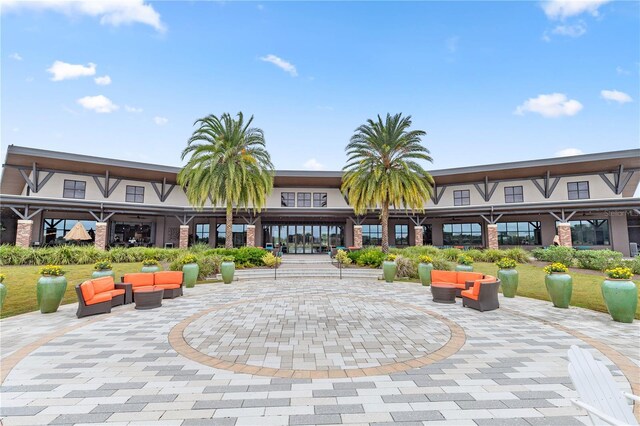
[
  {"left": 115, "top": 283, "right": 133, "bottom": 304},
  {"left": 75, "top": 285, "right": 112, "bottom": 318},
  {"left": 110, "top": 294, "right": 125, "bottom": 307},
  {"left": 431, "top": 284, "right": 457, "bottom": 304},
  {"left": 463, "top": 281, "right": 500, "bottom": 312},
  {"left": 134, "top": 289, "right": 164, "bottom": 310},
  {"left": 162, "top": 287, "right": 182, "bottom": 299}
]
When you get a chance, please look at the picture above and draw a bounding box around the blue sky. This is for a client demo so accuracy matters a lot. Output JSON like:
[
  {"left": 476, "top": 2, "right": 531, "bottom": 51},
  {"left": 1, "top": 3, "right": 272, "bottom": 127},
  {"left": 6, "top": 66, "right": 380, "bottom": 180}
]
[{"left": 1, "top": 0, "right": 638, "bottom": 172}]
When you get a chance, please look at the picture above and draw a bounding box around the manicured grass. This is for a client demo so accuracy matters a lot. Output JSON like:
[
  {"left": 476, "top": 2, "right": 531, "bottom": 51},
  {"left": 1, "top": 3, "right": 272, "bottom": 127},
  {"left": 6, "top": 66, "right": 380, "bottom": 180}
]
[{"left": 0, "top": 262, "right": 144, "bottom": 318}]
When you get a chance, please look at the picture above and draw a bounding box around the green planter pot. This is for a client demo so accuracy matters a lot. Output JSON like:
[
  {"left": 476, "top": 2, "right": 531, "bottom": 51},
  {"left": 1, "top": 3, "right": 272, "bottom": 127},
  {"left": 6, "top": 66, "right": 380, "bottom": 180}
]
[
  {"left": 498, "top": 269, "right": 519, "bottom": 298},
  {"left": 455, "top": 264, "right": 474, "bottom": 272},
  {"left": 182, "top": 263, "right": 199, "bottom": 288},
  {"left": 91, "top": 269, "right": 115, "bottom": 280},
  {"left": 601, "top": 279, "right": 637, "bottom": 323},
  {"left": 418, "top": 263, "right": 433, "bottom": 286},
  {"left": 141, "top": 265, "right": 160, "bottom": 273},
  {"left": 0, "top": 282, "right": 6, "bottom": 311},
  {"left": 545, "top": 273, "right": 572, "bottom": 308},
  {"left": 37, "top": 275, "right": 67, "bottom": 314},
  {"left": 220, "top": 261, "right": 235, "bottom": 284},
  {"left": 382, "top": 261, "right": 397, "bottom": 283}
]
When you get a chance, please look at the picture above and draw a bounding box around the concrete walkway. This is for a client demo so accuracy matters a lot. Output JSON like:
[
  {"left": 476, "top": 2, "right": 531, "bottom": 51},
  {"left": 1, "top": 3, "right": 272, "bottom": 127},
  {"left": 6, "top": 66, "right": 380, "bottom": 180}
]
[{"left": 1, "top": 279, "right": 638, "bottom": 425}]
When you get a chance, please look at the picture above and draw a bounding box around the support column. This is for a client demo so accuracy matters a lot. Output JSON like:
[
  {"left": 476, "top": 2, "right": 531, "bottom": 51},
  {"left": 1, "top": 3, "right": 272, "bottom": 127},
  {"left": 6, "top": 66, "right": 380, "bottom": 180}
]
[
  {"left": 414, "top": 226, "right": 423, "bottom": 246},
  {"left": 557, "top": 222, "right": 572, "bottom": 247},
  {"left": 487, "top": 224, "right": 499, "bottom": 250},
  {"left": 16, "top": 219, "right": 33, "bottom": 248},
  {"left": 179, "top": 225, "right": 189, "bottom": 249},
  {"left": 94, "top": 222, "right": 108, "bottom": 250},
  {"left": 246, "top": 224, "right": 256, "bottom": 247},
  {"left": 353, "top": 225, "right": 363, "bottom": 249}
]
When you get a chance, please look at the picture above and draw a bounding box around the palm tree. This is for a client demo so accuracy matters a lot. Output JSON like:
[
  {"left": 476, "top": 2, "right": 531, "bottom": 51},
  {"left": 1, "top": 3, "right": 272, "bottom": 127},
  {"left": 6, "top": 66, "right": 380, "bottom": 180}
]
[
  {"left": 342, "top": 113, "right": 435, "bottom": 253},
  {"left": 178, "top": 112, "right": 274, "bottom": 249}
]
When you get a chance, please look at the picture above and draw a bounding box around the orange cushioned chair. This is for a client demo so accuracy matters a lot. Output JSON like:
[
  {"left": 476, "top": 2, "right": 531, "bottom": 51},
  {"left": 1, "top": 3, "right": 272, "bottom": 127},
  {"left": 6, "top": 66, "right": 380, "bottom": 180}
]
[
  {"left": 431, "top": 270, "right": 457, "bottom": 285},
  {"left": 75, "top": 280, "right": 112, "bottom": 318},
  {"left": 461, "top": 276, "right": 500, "bottom": 312},
  {"left": 123, "top": 273, "right": 156, "bottom": 293},
  {"left": 91, "top": 276, "right": 126, "bottom": 307},
  {"left": 153, "top": 271, "right": 184, "bottom": 298},
  {"left": 431, "top": 270, "right": 485, "bottom": 297}
]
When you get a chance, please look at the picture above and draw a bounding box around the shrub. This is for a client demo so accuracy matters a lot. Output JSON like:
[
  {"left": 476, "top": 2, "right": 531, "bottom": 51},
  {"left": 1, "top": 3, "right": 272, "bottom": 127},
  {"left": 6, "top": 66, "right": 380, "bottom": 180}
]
[
  {"left": 621, "top": 257, "right": 640, "bottom": 275},
  {"left": 348, "top": 247, "right": 385, "bottom": 268},
  {"left": 441, "top": 248, "right": 461, "bottom": 261},
  {"left": 39, "top": 265, "right": 65, "bottom": 276},
  {"left": 496, "top": 257, "right": 517, "bottom": 269},
  {"left": 604, "top": 266, "right": 633, "bottom": 280},
  {"left": 222, "top": 255, "right": 234, "bottom": 262},
  {"left": 504, "top": 247, "right": 530, "bottom": 263},
  {"left": 197, "top": 255, "right": 222, "bottom": 279},
  {"left": 417, "top": 255, "right": 432, "bottom": 264},
  {"left": 142, "top": 258, "right": 159, "bottom": 266},
  {"left": 94, "top": 260, "right": 112, "bottom": 270},
  {"left": 544, "top": 262, "right": 568, "bottom": 274},
  {"left": 482, "top": 249, "right": 506, "bottom": 263},
  {"left": 532, "top": 246, "right": 575, "bottom": 266},
  {"left": 431, "top": 258, "right": 453, "bottom": 271},
  {"left": 395, "top": 256, "right": 417, "bottom": 278},
  {"left": 335, "top": 249, "right": 351, "bottom": 265},
  {"left": 262, "top": 252, "right": 282, "bottom": 268},
  {"left": 457, "top": 254, "right": 473, "bottom": 265},
  {"left": 386, "top": 254, "right": 397, "bottom": 262},
  {"left": 574, "top": 250, "right": 623, "bottom": 272},
  {"left": 465, "top": 249, "right": 484, "bottom": 262},
  {"left": 0, "top": 273, "right": 5, "bottom": 282}
]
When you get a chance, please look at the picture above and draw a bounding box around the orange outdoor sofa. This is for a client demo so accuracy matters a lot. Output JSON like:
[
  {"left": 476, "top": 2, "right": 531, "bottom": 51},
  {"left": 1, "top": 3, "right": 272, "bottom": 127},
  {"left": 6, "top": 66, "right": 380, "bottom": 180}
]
[
  {"left": 430, "top": 270, "right": 501, "bottom": 312},
  {"left": 122, "top": 271, "right": 184, "bottom": 300},
  {"left": 430, "top": 270, "right": 489, "bottom": 297},
  {"left": 75, "top": 276, "right": 127, "bottom": 318}
]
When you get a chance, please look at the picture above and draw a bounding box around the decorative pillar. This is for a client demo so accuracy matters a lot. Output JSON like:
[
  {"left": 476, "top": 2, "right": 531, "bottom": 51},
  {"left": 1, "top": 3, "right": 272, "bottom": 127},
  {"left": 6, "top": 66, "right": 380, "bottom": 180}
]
[
  {"left": 246, "top": 224, "right": 256, "bottom": 247},
  {"left": 179, "top": 225, "right": 189, "bottom": 249},
  {"left": 414, "top": 226, "right": 423, "bottom": 246},
  {"left": 487, "top": 224, "right": 499, "bottom": 250},
  {"left": 16, "top": 219, "right": 33, "bottom": 248},
  {"left": 353, "top": 225, "right": 362, "bottom": 249},
  {"left": 557, "top": 222, "right": 572, "bottom": 247},
  {"left": 94, "top": 222, "right": 108, "bottom": 250}
]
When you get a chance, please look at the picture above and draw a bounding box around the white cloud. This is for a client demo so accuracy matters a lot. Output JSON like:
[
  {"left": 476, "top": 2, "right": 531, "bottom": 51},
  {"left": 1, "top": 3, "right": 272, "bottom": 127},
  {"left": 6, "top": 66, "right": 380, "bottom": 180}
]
[
  {"left": 1, "top": 0, "right": 165, "bottom": 32},
  {"left": 94, "top": 75, "right": 111, "bottom": 85},
  {"left": 616, "top": 66, "right": 630, "bottom": 76},
  {"left": 47, "top": 61, "right": 96, "bottom": 81},
  {"left": 445, "top": 36, "right": 459, "bottom": 53},
  {"left": 542, "top": 0, "right": 611, "bottom": 20},
  {"left": 125, "top": 105, "right": 143, "bottom": 113},
  {"left": 551, "top": 22, "right": 587, "bottom": 37},
  {"left": 260, "top": 54, "right": 298, "bottom": 77},
  {"left": 514, "top": 93, "right": 583, "bottom": 118},
  {"left": 601, "top": 89, "right": 633, "bottom": 104},
  {"left": 77, "top": 95, "right": 118, "bottom": 113},
  {"left": 9, "top": 52, "right": 22, "bottom": 61},
  {"left": 153, "top": 116, "right": 168, "bottom": 125},
  {"left": 555, "top": 148, "right": 584, "bottom": 157},
  {"left": 303, "top": 158, "right": 325, "bottom": 171}
]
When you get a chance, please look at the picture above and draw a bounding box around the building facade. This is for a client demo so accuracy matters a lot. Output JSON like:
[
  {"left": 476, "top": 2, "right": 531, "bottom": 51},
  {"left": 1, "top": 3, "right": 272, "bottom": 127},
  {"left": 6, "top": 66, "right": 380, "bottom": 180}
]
[{"left": 1, "top": 146, "right": 639, "bottom": 255}]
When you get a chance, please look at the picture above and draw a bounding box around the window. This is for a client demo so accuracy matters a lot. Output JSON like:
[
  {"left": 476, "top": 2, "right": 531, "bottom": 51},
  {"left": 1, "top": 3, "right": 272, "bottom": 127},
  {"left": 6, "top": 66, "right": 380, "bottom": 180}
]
[
  {"left": 558, "top": 219, "right": 610, "bottom": 245},
  {"left": 504, "top": 186, "right": 524, "bottom": 203},
  {"left": 453, "top": 190, "right": 470, "bottom": 206},
  {"left": 43, "top": 218, "right": 96, "bottom": 244},
  {"left": 126, "top": 185, "right": 144, "bottom": 203},
  {"left": 394, "top": 224, "right": 409, "bottom": 246},
  {"left": 313, "top": 193, "right": 327, "bottom": 207},
  {"left": 63, "top": 180, "right": 86, "bottom": 199},
  {"left": 497, "top": 222, "right": 541, "bottom": 245},
  {"left": 281, "top": 192, "right": 295, "bottom": 207},
  {"left": 443, "top": 223, "right": 482, "bottom": 245},
  {"left": 111, "top": 222, "right": 153, "bottom": 245},
  {"left": 568, "top": 181, "right": 590, "bottom": 200},
  {"left": 361, "top": 224, "right": 382, "bottom": 246},
  {"left": 297, "top": 192, "right": 311, "bottom": 207},
  {"left": 216, "top": 224, "right": 247, "bottom": 247},
  {"left": 195, "top": 223, "right": 210, "bottom": 244}
]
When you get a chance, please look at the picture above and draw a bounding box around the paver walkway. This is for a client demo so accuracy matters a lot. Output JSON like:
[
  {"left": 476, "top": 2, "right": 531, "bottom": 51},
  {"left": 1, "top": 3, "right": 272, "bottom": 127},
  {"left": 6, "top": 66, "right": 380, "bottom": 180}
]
[{"left": 1, "top": 278, "right": 639, "bottom": 426}]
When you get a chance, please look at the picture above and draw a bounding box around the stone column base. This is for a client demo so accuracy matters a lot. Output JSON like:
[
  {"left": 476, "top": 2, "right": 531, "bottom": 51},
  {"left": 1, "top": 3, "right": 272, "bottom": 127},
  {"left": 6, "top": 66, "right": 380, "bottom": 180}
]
[
  {"left": 95, "top": 222, "right": 108, "bottom": 250},
  {"left": 557, "top": 223, "right": 572, "bottom": 247},
  {"left": 246, "top": 225, "right": 256, "bottom": 247},
  {"left": 16, "top": 219, "right": 33, "bottom": 248},
  {"left": 179, "top": 225, "right": 189, "bottom": 249},
  {"left": 414, "top": 226, "right": 423, "bottom": 246},
  {"left": 353, "top": 225, "right": 362, "bottom": 249},
  {"left": 487, "top": 224, "right": 499, "bottom": 250}
]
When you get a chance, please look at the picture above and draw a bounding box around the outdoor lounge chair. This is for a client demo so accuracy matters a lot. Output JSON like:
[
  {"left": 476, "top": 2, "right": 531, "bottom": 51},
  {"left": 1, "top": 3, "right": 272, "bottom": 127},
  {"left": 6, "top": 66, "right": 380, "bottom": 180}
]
[
  {"left": 461, "top": 278, "right": 500, "bottom": 312},
  {"left": 567, "top": 345, "right": 639, "bottom": 425},
  {"left": 75, "top": 283, "right": 112, "bottom": 318}
]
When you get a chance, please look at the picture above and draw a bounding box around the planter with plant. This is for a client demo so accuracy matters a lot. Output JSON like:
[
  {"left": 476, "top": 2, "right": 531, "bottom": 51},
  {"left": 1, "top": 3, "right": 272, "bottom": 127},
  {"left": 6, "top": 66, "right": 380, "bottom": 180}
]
[
  {"left": 0, "top": 273, "right": 6, "bottom": 311},
  {"left": 382, "top": 254, "right": 397, "bottom": 283},
  {"left": 544, "top": 262, "right": 572, "bottom": 308},
  {"left": 141, "top": 258, "right": 161, "bottom": 273},
  {"left": 601, "top": 267, "right": 637, "bottom": 323},
  {"left": 262, "top": 252, "right": 282, "bottom": 268},
  {"left": 220, "top": 255, "right": 235, "bottom": 284},
  {"left": 455, "top": 254, "right": 474, "bottom": 272},
  {"left": 417, "top": 255, "right": 433, "bottom": 286},
  {"left": 92, "top": 260, "right": 115, "bottom": 279},
  {"left": 180, "top": 254, "right": 199, "bottom": 288},
  {"left": 496, "top": 257, "right": 518, "bottom": 298},
  {"left": 37, "top": 265, "right": 67, "bottom": 314}
]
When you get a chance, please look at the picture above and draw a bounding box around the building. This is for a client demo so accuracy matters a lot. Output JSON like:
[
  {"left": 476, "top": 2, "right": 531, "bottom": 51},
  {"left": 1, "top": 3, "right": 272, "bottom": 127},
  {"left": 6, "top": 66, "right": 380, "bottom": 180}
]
[{"left": 1, "top": 145, "right": 639, "bottom": 255}]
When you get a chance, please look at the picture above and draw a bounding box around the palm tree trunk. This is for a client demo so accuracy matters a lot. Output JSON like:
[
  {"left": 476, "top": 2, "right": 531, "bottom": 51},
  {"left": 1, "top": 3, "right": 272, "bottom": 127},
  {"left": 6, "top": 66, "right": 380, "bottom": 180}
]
[
  {"left": 381, "top": 202, "right": 389, "bottom": 254},
  {"left": 225, "top": 203, "right": 233, "bottom": 249}
]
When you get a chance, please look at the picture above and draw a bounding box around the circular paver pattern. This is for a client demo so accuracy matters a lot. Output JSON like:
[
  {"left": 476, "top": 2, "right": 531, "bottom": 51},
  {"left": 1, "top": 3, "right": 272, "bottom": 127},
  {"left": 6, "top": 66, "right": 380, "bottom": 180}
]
[{"left": 183, "top": 296, "right": 451, "bottom": 371}]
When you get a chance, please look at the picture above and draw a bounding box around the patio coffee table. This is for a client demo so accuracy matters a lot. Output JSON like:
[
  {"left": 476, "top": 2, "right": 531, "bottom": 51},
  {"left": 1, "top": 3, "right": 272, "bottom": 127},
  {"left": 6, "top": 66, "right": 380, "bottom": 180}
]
[
  {"left": 134, "top": 289, "right": 164, "bottom": 310},
  {"left": 431, "top": 283, "right": 457, "bottom": 304}
]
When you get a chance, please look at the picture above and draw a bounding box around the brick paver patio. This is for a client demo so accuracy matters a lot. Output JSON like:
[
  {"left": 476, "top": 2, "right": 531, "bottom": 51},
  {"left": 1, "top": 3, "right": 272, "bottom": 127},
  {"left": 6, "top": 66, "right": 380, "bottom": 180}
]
[{"left": 1, "top": 278, "right": 638, "bottom": 425}]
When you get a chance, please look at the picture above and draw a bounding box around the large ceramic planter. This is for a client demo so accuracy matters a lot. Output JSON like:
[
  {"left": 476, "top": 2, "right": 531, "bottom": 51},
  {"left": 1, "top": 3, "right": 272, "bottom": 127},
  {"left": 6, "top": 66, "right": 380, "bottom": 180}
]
[
  {"left": 37, "top": 275, "right": 67, "bottom": 314},
  {"left": 141, "top": 265, "right": 160, "bottom": 273},
  {"left": 418, "top": 263, "right": 433, "bottom": 286},
  {"left": 455, "top": 264, "right": 474, "bottom": 272},
  {"left": 220, "top": 261, "right": 235, "bottom": 284},
  {"left": 382, "top": 261, "right": 397, "bottom": 283},
  {"left": 498, "top": 269, "right": 519, "bottom": 298},
  {"left": 601, "top": 279, "right": 637, "bottom": 323},
  {"left": 0, "top": 282, "right": 6, "bottom": 311},
  {"left": 92, "top": 269, "right": 115, "bottom": 280},
  {"left": 182, "top": 262, "right": 199, "bottom": 288},
  {"left": 545, "top": 273, "right": 572, "bottom": 308}
]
